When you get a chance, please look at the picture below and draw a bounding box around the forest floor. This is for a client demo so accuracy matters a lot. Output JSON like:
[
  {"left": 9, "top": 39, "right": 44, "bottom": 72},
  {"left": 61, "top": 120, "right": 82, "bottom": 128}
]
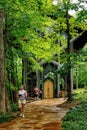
[{"left": 0, "top": 98, "right": 79, "bottom": 130}]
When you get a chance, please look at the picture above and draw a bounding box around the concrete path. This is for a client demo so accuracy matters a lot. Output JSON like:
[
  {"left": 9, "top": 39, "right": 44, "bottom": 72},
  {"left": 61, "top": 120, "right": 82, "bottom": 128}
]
[{"left": 0, "top": 98, "right": 69, "bottom": 130}]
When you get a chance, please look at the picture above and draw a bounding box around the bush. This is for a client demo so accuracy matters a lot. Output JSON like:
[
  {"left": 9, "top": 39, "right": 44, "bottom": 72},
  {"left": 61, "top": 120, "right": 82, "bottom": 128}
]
[
  {"left": 11, "top": 103, "right": 18, "bottom": 112},
  {"left": 62, "top": 88, "right": 87, "bottom": 130},
  {"left": 0, "top": 113, "right": 12, "bottom": 123}
]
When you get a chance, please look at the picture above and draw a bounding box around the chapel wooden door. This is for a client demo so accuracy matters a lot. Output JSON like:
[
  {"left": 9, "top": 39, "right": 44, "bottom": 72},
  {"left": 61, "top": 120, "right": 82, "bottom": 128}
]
[{"left": 44, "top": 80, "right": 53, "bottom": 98}]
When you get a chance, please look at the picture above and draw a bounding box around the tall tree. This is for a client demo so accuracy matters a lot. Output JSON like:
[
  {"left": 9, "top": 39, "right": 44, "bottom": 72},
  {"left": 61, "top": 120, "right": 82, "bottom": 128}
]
[{"left": 0, "top": 10, "right": 6, "bottom": 113}]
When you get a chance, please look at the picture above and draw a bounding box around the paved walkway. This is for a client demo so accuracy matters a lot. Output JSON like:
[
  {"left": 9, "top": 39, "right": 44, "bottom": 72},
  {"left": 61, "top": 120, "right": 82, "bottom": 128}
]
[{"left": 0, "top": 98, "right": 69, "bottom": 130}]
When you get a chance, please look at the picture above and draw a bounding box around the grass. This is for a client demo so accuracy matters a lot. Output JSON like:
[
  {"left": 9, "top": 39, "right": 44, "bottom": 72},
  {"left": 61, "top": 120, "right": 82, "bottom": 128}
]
[{"left": 62, "top": 88, "right": 87, "bottom": 130}]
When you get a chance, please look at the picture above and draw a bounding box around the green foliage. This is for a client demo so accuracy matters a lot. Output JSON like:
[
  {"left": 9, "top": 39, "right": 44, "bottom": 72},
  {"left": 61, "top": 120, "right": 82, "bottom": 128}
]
[
  {"left": 11, "top": 103, "right": 18, "bottom": 112},
  {"left": 73, "top": 47, "right": 87, "bottom": 88},
  {"left": 3, "top": 0, "right": 87, "bottom": 73},
  {"left": 44, "top": 72, "right": 55, "bottom": 80},
  {"left": 62, "top": 89, "right": 87, "bottom": 130},
  {"left": 74, "top": 89, "right": 87, "bottom": 101},
  {"left": 62, "top": 104, "right": 87, "bottom": 130},
  {"left": 1, "top": 0, "right": 87, "bottom": 114},
  {"left": 0, "top": 113, "right": 12, "bottom": 124}
]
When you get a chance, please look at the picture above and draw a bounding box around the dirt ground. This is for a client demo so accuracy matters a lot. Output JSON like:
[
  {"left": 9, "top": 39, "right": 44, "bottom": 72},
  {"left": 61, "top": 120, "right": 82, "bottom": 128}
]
[{"left": 0, "top": 98, "right": 79, "bottom": 130}]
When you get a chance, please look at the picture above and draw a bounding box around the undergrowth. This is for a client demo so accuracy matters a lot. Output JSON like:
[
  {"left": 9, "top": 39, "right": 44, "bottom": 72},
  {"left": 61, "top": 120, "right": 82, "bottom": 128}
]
[
  {"left": 0, "top": 113, "right": 12, "bottom": 123},
  {"left": 0, "top": 103, "right": 18, "bottom": 124},
  {"left": 62, "top": 88, "right": 87, "bottom": 130}
]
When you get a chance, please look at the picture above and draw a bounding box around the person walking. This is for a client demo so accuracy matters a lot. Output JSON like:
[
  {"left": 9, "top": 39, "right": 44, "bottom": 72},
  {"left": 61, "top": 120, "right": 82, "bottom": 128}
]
[
  {"left": 18, "top": 85, "right": 27, "bottom": 117},
  {"left": 33, "top": 87, "right": 39, "bottom": 100}
]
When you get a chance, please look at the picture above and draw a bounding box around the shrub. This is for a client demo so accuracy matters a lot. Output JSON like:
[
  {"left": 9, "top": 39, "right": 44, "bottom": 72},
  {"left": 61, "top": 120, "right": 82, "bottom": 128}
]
[
  {"left": 62, "top": 89, "right": 87, "bottom": 130},
  {"left": 11, "top": 103, "right": 18, "bottom": 112},
  {"left": 0, "top": 113, "right": 12, "bottom": 123}
]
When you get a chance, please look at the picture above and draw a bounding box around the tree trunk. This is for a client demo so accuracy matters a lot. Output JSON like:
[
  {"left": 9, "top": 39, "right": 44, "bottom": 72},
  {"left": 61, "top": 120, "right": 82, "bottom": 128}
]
[
  {"left": 4, "top": 13, "right": 18, "bottom": 103},
  {"left": 75, "top": 66, "right": 78, "bottom": 89},
  {"left": 5, "top": 86, "right": 11, "bottom": 112},
  {"left": 0, "top": 10, "right": 6, "bottom": 113},
  {"left": 76, "top": 75, "right": 78, "bottom": 89},
  {"left": 4, "top": 11, "right": 12, "bottom": 112},
  {"left": 22, "top": 59, "right": 27, "bottom": 88},
  {"left": 66, "top": 8, "right": 73, "bottom": 101}
]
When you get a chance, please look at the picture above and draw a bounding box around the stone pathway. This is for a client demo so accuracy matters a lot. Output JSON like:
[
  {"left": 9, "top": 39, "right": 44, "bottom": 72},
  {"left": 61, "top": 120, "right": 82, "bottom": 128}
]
[{"left": 0, "top": 98, "right": 69, "bottom": 130}]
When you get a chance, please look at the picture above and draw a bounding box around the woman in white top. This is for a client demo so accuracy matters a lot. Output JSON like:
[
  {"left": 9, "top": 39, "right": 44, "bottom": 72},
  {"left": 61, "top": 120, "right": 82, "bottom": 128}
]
[{"left": 18, "top": 85, "right": 27, "bottom": 117}]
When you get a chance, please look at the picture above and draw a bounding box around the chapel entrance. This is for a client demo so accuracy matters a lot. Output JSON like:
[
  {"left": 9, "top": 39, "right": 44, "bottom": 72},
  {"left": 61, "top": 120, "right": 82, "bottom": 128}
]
[{"left": 44, "top": 80, "right": 54, "bottom": 98}]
